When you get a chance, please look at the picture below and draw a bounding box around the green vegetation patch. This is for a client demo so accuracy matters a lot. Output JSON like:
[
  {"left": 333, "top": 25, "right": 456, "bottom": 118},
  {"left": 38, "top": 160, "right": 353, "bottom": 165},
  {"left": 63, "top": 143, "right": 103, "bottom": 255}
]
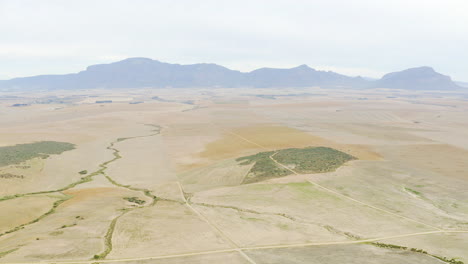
[
  {"left": 0, "top": 173, "right": 24, "bottom": 179},
  {"left": 0, "top": 248, "right": 18, "bottom": 258},
  {"left": 237, "top": 151, "right": 290, "bottom": 184},
  {"left": 404, "top": 187, "right": 422, "bottom": 196},
  {"left": 0, "top": 141, "right": 75, "bottom": 167},
  {"left": 123, "top": 197, "right": 146, "bottom": 205},
  {"left": 371, "top": 242, "right": 408, "bottom": 250},
  {"left": 93, "top": 212, "right": 128, "bottom": 260},
  {"left": 274, "top": 147, "right": 356, "bottom": 173},
  {"left": 237, "top": 147, "right": 355, "bottom": 184},
  {"left": 370, "top": 242, "right": 464, "bottom": 264}
]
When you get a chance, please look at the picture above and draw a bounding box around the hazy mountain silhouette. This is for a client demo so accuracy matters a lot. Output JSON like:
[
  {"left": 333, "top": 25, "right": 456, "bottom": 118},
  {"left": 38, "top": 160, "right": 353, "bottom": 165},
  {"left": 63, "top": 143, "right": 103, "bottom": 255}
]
[
  {"left": 0, "top": 58, "right": 245, "bottom": 90},
  {"left": 245, "top": 64, "right": 365, "bottom": 88},
  {"left": 455, "top": 81, "right": 468, "bottom": 88},
  {"left": 374, "top": 66, "right": 460, "bottom": 90},
  {"left": 0, "top": 58, "right": 461, "bottom": 90}
]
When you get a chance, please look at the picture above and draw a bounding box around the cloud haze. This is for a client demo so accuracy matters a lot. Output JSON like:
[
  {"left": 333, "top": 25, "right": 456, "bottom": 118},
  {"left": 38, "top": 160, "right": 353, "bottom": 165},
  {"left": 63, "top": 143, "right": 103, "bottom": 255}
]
[{"left": 1, "top": 0, "right": 467, "bottom": 80}]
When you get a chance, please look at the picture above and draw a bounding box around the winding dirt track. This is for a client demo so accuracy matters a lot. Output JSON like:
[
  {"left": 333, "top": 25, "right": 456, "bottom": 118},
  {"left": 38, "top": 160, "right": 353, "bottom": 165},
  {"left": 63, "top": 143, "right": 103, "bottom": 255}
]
[{"left": 4, "top": 125, "right": 468, "bottom": 264}]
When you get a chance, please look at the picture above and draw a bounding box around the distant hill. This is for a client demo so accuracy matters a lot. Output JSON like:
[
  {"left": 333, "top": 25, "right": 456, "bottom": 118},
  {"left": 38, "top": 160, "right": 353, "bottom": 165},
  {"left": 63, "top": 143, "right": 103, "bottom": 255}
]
[
  {"left": 374, "top": 66, "right": 461, "bottom": 90},
  {"left": 456, "top": 81, "right": 468, "bottom": 88},
  {"left": 0, "top": 58, "right": 462, "bottom": 90},
  {"left": 0, "top": 58, "right": 245, "bottom": 90},
  {"left": 246, "top": 65, "right": 365, "bottom": 88}
]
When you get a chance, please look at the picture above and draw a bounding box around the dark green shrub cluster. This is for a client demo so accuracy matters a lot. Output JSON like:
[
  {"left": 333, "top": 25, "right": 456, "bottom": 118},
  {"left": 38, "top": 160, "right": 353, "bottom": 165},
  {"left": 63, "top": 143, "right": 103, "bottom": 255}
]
[
  {"left": 0, "top": 173, "right": 24, "bottom": 179},
  {"left": 0, "top": 141, "right": 75, "bottom": 167},
  {"left": 372, "top": 242, "right": 408, "bottom": 250},
  {"left": 60, "top": 223, "right": 77, "bottom": 229},
  {"left": 410, "top": 248, "right": 428, "bottom": 254},
  {"left": 236, "top": 151, "right": 290, "bottom": 184},
  {"left": 236, "top": 147, "right": 355, "bottom": 184},
  {"left": 274, "top": 147, "right": 356, "bottom": 173},
  {"left": 123, "top": 197, "right": 146, "bottom": 205},
  {"left": 370, "top": 242, "right": 464, "bottom": 264},
  {"left": 431, "top": 255, "right": 464, "bottom": 264}
]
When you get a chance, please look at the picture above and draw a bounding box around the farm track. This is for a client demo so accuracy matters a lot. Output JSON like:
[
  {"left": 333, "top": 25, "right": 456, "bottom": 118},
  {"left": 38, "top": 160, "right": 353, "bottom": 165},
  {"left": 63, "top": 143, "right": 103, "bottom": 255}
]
[
  {"left": 2, "top": 124, "right": 468, "bottom": 264},
  {"left": 0, "top": 125, "right": 162, "bottom": 260},
  {"left": 225, "top": 128, "right": 443, "bottom": 231},
  {"left": 176, "top": 181, "right": 257, "bottom": 264},
  {"left": 5, "top": 230, "right": 468, "bottom": 264},
  {"left": 269, "top": 151, "right": 443, "bottom": 231}
]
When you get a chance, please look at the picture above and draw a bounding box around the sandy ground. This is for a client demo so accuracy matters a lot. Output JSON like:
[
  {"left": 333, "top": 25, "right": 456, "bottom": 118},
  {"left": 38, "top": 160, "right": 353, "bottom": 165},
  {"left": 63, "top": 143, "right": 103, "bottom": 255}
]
[
  {"left": 0, "top": 195, "right": 61, "bottom": 234},
  {"left": 108, "top": 201, "right": 231, "bottom": 259},
  {"left": 245, "top": 243, "right": 445, "bottom": 264},
  {"left": 0, "top": 87, "right": 467, "bottom": 263}
]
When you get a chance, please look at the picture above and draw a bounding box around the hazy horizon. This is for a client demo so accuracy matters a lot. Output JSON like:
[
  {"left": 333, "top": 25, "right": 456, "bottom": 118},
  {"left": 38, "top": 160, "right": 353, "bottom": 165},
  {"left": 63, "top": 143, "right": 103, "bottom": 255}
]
[
  {"left": 1, "top": 0, "right": 467, "bottom": 81},
  {"left": 0, "top": 56, "right": 460, "bottom": 81},
  {"left": 2, "top": 2, "right": 468, "bottom": 263}
]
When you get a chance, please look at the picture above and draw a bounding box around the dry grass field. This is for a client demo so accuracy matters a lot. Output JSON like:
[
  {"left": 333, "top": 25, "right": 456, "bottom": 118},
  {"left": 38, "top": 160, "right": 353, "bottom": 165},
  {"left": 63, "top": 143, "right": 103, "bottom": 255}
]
[{"left": 0, "top": 88, "right": 467, "bottom": 263}]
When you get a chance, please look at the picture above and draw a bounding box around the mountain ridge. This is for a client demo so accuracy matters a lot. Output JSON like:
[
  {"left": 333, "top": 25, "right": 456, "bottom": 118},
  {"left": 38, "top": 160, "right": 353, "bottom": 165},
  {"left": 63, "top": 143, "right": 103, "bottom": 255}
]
[
  {"left": 375, "top": 66, "right": 460, "bottom": 90},
  {"left": 0, "top": 58, "right": 462, "bottom": 90}
]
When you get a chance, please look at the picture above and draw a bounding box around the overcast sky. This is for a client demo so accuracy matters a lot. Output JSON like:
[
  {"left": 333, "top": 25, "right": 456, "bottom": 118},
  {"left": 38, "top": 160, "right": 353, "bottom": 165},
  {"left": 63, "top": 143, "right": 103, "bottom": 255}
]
[{"left": 1, "top": 0, "right": 467, "bottom": 81}]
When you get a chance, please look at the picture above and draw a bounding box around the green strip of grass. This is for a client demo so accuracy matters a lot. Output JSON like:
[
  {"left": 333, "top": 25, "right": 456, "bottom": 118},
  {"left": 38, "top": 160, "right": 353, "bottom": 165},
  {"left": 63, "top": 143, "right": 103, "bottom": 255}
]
[
  {"left": 93, "top": 212, "right": 126, "bottom": 260},
  {"left": 370, "top": 242, "right": 464, "bottom": 264},
  {"left": 0, "top": 248, "right": 18, "bottom": 258},
  {"left": 0, "top": 195, "right": 71, "bottom": 237},
  {"left": 404, "top": 187, "right": 422, "bottom": 196}
]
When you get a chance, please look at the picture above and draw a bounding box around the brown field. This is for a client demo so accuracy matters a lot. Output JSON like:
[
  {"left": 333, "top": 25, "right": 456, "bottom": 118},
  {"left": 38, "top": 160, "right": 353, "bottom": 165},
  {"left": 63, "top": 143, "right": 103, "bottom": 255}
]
[
  {"left": 0, "top": 88, "right": 467, "bottom": 264},
  {"left": 201, "top": 125, "right": 381, "bottom": 161},
  {"left": 0, "top": 195, "right": 61, "bottom": 234}
]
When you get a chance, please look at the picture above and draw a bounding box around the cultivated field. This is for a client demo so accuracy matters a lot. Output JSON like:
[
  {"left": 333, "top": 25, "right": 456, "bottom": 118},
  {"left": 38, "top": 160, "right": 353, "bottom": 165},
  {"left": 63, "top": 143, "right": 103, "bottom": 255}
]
[{"left": 0, "top": 88, "right": 467, "bottom": 263}]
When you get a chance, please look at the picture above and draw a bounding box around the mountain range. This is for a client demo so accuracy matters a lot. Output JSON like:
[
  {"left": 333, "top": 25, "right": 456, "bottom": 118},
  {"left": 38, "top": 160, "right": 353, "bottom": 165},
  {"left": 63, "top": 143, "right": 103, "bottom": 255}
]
[{"left": 0, "top": 58, "right": 462, "bottom": 90}]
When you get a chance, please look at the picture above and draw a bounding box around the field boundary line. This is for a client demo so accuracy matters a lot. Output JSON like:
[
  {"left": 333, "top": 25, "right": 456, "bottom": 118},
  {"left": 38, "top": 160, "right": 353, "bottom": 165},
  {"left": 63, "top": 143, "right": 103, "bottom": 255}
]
[
  {"left": 177, "top": 181, "right": 257, "bottom": 264},
  {"left": 223, "top": 127, "right": 443, "bottom": 231},
  {"left": 6, "top": 230, "right": 468, "bottom": 264}
]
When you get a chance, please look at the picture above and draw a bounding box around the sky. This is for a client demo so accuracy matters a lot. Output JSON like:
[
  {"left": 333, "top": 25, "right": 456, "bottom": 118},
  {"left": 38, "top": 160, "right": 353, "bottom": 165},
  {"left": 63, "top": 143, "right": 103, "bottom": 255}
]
[{"left": 0, "top": 0, "right": 467, "bottom": 81}]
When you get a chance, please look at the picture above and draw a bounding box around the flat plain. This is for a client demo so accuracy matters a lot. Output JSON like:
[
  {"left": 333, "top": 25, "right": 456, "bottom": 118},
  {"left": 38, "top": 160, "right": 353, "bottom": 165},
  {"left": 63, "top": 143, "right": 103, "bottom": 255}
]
[{"left": 0, "top": 88, "right": 467, "bottom": 263}]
